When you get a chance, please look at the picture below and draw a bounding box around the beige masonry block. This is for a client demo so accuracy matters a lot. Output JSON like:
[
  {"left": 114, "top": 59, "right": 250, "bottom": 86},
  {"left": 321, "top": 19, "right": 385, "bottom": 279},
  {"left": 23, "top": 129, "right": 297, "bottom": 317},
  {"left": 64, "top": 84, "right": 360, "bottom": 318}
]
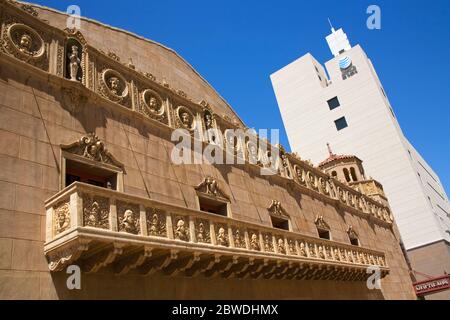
[
  {"left": 0, "top": 129, "right": 20, "bottom": 157},
  {"left": 0, "top": 180, "right": 15, "bottom": 211},
  {"left": 11, "top": 239, "right": 48, "bottom": 271},
  {"left": 19, "top": 136, "right": 58, "bottom": 168},
  {"left": 0, "top": 270, "right": 41, "bottom": 300},
  {"left": 0, "top": 210, "right": 41, "bottom": 241},
  {"left": 0, "top": 154, "right": 43, "bottom": 188},
  {"left": 0, "top": 106, "right": 47, "bottom": 142},
  {"left": 0, "top": 238, "right": 13, "bottom": 269},
  {"left": 15, "top": 184, "right": 51, "bottom": 215}
]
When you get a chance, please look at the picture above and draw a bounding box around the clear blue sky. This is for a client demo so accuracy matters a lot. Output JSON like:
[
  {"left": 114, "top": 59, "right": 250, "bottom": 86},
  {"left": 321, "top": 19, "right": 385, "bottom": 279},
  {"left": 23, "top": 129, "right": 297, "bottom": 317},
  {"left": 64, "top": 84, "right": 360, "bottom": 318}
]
[{"left": 31, "top": 0, "right": 450, "bottom": 194}]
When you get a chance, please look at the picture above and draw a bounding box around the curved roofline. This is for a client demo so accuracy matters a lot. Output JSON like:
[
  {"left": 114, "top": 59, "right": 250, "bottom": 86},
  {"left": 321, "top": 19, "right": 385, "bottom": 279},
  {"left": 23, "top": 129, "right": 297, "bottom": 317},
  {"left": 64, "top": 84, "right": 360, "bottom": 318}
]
[{"left": 19, "top": 0, "right": 245, "bottom": 126}]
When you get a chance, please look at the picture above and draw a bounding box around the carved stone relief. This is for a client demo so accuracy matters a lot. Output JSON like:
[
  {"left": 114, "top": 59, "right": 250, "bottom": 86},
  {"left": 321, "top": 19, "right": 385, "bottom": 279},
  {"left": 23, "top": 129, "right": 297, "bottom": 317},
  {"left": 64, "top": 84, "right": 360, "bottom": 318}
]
[
  {"left": 249, "top": 230, "right": 260, "bottom": 251},
  {"left": 99, "top": 68, "right": 129, "bottom": 104},
  {"left": 1, "top": 22, "right": 48, "bottom": 70},
  {"left": 54, "top": 201, "right": 70, "bottom": 235},
  {"left": 173, "top": 216, "right": 189, "bottom": 241},
  {"left": 263, "top": 233, "right": 274, "bottom": 253},
  {"left": 175, "top": 106, "right": 195, "bottom": 131},
  {"left": 62, "top": 133, "right": 123, "bottom": 168},
  {"left": 82, "top": 194, "right": 109, "bottom": 229},
  {"left": 140, "top": 89, "right": 166, "bottom": 122},
  {"left": 233, "top": 227, "right": 246, "bottom": 249},
  {"left": 215, "top": 224, "right": 229, "bottom": 247},
  {"left": 195, "top": 219, "right": 211, "bottom": 244},
  {"left": 117, "top": 202, "right": 140, "bottom": 235},
  {"left": 146, "top": 208, "right": 166, "bottom": 237}
]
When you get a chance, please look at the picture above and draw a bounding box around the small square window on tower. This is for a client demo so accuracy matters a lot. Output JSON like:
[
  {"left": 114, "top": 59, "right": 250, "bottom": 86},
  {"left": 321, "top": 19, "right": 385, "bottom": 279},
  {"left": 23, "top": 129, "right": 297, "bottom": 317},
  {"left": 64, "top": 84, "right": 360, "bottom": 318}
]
[
  {"left": 327, "top": 97, "right": 340, "bottom": 110},
  {"left": 334, "top": 116, "right": 348, "bottom": 131}
]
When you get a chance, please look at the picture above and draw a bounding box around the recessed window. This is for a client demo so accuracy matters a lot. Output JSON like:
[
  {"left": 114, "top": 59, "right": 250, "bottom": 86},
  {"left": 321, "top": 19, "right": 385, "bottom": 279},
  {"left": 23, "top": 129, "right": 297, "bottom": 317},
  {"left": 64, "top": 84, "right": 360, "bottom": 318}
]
[
  {"left": 334, "top": 117, "right": 348, "bottom": 131},
  {"left": 317, "top": 228, "right": 330, "bottom": 240},
  {"left": 350, "top": 167, "right": 358, "bottom": 182},
  {"left": 349, "top": 237, "right": 359, "bottom": 246},
  {"left": 198, "top": 196, "right": 228, "bottom": 217},
  {"left": 327, "top": 97, "right": 340, "bottom": 110},
  {"left": 271, "top": 215, "right": 290, "bottom": 231},
  {"left": 65, "top": 159, "right": 118, "bottom": 190}
]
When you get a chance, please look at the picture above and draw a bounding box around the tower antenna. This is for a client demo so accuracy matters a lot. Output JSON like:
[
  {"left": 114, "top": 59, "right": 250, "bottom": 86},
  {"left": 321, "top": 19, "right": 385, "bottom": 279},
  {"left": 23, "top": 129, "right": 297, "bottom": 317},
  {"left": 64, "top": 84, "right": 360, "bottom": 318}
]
[{"left": 328, "top": 18, "right": 335, "bottom": 33}]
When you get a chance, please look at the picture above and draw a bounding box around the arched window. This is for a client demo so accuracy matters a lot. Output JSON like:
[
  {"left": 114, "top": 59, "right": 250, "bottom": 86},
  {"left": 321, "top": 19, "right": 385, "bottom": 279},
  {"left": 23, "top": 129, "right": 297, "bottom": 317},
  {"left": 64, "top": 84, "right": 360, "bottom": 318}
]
[
  {"left": 343, "top": 168, "right": 351, "bottom": 182},
  {"left": 350, "top": 167, "right": 358, "bottom": 182}
]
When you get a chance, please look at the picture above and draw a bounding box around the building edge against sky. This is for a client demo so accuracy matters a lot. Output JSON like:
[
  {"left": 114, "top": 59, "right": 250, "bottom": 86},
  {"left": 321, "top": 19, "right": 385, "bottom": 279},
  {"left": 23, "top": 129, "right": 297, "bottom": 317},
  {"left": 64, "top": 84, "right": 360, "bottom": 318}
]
[{"left": 270, "top": 27, "right": 450, "bottom": 289}]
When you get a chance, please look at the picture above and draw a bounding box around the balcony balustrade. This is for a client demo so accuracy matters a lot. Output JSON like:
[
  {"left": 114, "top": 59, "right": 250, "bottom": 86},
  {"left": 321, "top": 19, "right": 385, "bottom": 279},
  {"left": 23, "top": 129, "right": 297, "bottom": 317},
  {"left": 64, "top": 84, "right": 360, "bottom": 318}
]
[{"left": 45, "top": 182, "right": 389, "bottom": 281}]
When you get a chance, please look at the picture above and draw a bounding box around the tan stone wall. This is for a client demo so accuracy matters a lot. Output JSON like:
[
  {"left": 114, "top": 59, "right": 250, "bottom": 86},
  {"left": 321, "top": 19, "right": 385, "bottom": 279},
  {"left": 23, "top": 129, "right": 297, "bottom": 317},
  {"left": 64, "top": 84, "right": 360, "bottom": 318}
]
[
  {"left": 408, "top": 240, "right": 450, "bottom": 300},
  {"left": 0, "top": 1, "right": 416, "bottom": 300}
]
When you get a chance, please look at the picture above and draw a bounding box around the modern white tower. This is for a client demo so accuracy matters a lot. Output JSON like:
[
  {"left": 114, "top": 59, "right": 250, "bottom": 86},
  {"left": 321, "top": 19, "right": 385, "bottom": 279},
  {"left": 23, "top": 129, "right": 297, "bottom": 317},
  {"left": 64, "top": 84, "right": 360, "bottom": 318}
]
[{"left": 270, "top": 27, "right": 450, "bottom": 291}]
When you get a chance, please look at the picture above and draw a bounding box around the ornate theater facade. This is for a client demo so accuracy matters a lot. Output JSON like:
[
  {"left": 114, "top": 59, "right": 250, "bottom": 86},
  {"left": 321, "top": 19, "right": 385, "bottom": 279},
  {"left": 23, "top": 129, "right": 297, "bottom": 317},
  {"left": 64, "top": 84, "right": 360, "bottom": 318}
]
[{"left": 0, "top": 0, "right": 416, "bottom": 299}]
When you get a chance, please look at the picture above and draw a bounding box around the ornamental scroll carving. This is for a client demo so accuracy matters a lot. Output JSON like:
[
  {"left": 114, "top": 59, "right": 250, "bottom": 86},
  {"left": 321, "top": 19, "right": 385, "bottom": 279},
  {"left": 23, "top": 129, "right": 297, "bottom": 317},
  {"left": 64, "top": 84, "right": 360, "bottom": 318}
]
[
  {"left": 196, "top": 176, "right": 229, "bottom": 200},
  {"left": 268, "top": 200, "right": 289, "bottom": 219},
  {"left": 62, "top": 133, "right": 124, "bottom": 169},
  {"left": 315, "top": 215, "right": 330, "bottom": 231}
]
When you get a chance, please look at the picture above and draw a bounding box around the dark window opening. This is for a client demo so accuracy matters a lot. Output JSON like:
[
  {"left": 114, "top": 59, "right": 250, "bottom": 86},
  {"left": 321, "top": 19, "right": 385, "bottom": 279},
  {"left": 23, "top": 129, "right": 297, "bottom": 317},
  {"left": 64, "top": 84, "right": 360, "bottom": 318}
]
[
  {"left": 65, "top": 159, "right": 117, "bottom": 190},
  {"left": 331, "top": 171, "right": 337, "bottom": 178},
  {"left": 343, "top": 168, "right": 351, "bottom": 183},
  {"left": 350, "top": 167, "right": 358, "bottom": 182},
  {"left": 327, "top": 97, "right": 340, "bottom": 110},
  {"left": 199, "top": 196, "right": 228, "bottom": 217},
  {"left": 349, "top": 237, "right": 359, "bottom": 246},
  {"left": 271, "top": 215, "right": 290, "bottom": 231},
  {"left": 334, "top": 117, "right": 348, "bottom": 131},
  {"left": 318, "top": 228, "right": 330, "bottom": 240}
]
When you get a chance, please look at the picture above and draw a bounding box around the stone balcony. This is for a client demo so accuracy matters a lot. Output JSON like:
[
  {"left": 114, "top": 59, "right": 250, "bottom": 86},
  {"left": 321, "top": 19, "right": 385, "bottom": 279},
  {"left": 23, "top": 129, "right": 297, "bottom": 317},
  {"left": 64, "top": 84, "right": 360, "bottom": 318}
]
[{"left": 44, "top": 183, "right": 389, "bottom": 281}]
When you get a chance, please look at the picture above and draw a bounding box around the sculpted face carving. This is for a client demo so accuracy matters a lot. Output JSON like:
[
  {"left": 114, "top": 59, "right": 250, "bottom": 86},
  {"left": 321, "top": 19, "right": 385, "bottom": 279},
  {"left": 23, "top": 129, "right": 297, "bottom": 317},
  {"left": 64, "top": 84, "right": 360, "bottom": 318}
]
[
  {"left": 120, "top": 209, "right": 139, "bottom": 234},
  {"left": 100, "top": 69, "right": 128, "bottom": 102},
  {"left": 204, "top": 112, "right": 213, "bottom": 129},
  {"left": 278, "top": 239, "right": 285, "bottom": 254},
  {"left": 217, "top": 227, "right": 228, "bottom": 246},
  {"left": 55, "top": 203, "right": 70, "bottom": 235},
  {"left": 250, "top": 233, "right": 260, "bottom": 251},
  {"left": 19, "top": 33, "right": 32, "bottom": 53},
  {"left": 6, "top": 24, "right": 45, "bottom": 60},
  {"left": 176, "top": 107, "right": 194, "bottom": 130},
  {"left": 108, "top": 76, "right": 120, "bottom": 95},
  {"left": 175, "top": 218, "right": 189, "bottom": 241}
]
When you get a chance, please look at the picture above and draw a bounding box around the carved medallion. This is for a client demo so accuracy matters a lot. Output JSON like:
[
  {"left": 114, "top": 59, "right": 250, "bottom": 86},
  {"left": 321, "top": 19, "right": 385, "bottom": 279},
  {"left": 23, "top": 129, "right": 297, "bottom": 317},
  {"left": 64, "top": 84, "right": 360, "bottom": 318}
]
[
  {"left": 82, "top": 194, "right": 109, "bottom": 229},
  {"left": 100, "top": 69, "right": 128, "bottom": 103},
  {"left": 175, "top": 106, "right": 195, "bottom": 131},
  {"left": 4, "top": 23, "right": 45, "bottom": 61},
  {"left": 140, "top": 89, "right": 165, "bottom": 120}
]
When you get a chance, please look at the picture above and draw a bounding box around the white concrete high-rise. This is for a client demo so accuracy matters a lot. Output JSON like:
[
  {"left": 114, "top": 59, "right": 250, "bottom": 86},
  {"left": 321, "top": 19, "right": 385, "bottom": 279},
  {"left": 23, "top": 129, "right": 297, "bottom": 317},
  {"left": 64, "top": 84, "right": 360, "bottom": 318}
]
[{"left": 270, "top": 27, "right": 450, "bottom": 286}]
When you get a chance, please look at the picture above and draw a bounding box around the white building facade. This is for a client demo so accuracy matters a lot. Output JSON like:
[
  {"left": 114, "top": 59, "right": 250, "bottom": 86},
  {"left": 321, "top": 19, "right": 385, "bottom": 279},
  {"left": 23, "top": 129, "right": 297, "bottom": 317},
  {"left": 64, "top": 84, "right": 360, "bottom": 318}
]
[{"left": 270, "top": 28, "right": 450, "bottom": 286}]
